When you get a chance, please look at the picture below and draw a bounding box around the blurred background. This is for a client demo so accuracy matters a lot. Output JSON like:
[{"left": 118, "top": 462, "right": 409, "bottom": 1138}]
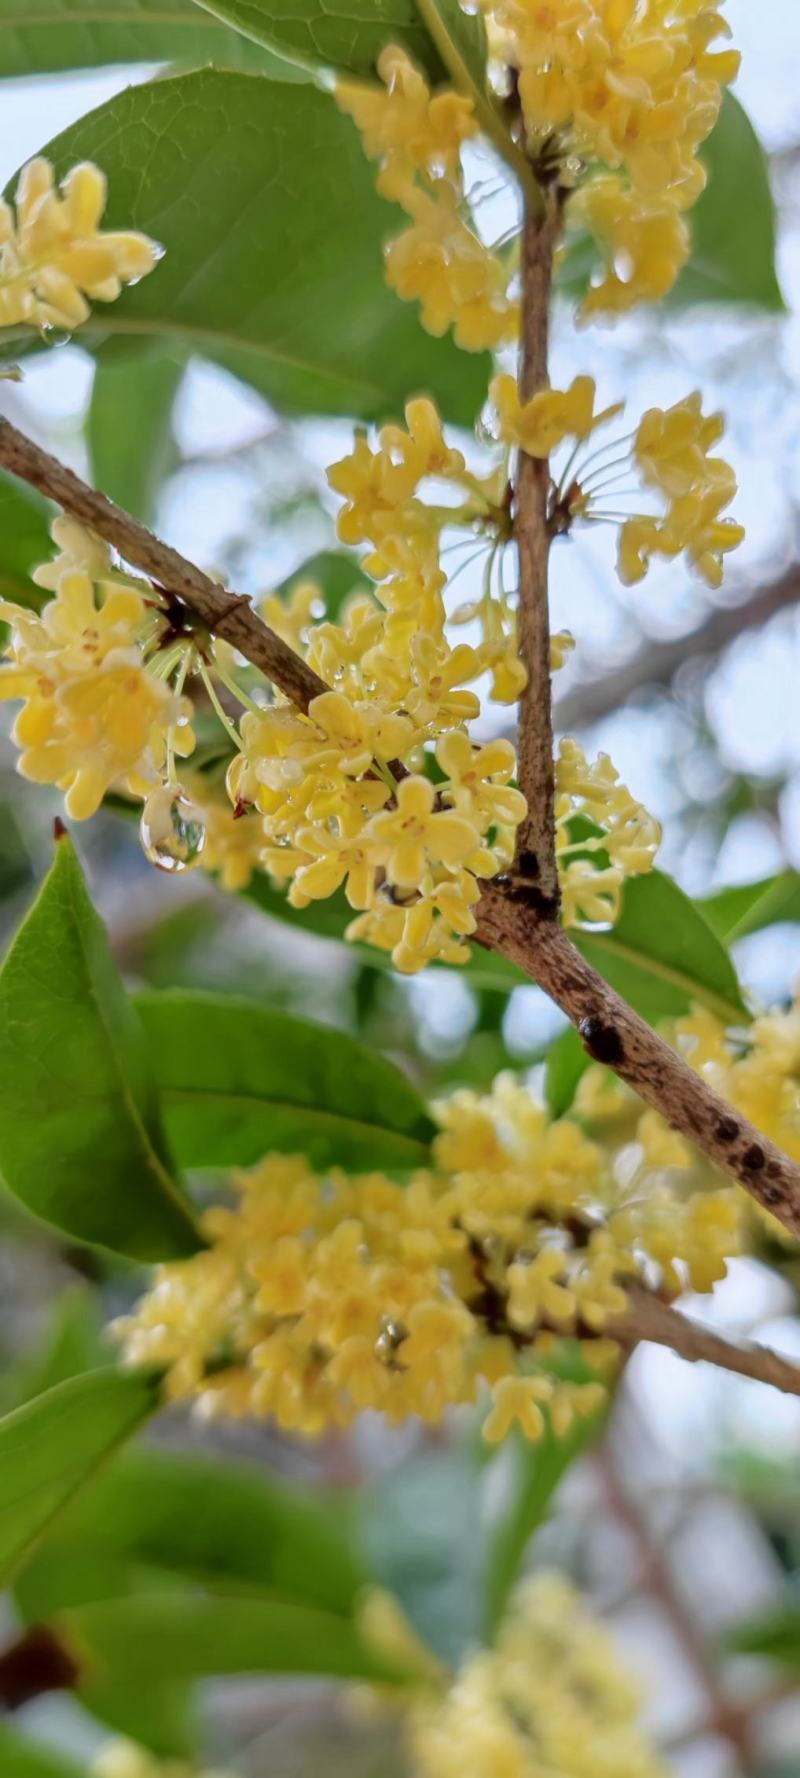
[{"left": 1, "top": 4, "right": 800, "bottom": 1774}]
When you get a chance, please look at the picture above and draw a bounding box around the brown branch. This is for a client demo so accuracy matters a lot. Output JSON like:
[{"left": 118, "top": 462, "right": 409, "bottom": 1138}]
[
  {"left": 611, "top": 1283, "right": 800, "bottom": 1398},
  {"left": 598, "top": 1436, "right": 751, "bottom": 1767},
  {"left": 513, "top": 192, "right": 560, "bottom": 907},
  {"left": 476, "top": 889, "right": 800, "bottom": 1238},
  {"left": 0, "top": 417, "right": 327, "bottom": 714},
  {"left": 2, "top": 416, "right": 800, "bottom": 1240},
  {"left": 553, "top": 558, "right": 800, "bottom": 731}
]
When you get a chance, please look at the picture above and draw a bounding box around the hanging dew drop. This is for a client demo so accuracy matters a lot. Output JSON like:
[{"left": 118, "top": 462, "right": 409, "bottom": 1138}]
[
  {"left": 38, "top": 324, "right": 72, "bottom": 349},
  {"left": 140, "top": 785, "right": 207, "bottom": 873}
]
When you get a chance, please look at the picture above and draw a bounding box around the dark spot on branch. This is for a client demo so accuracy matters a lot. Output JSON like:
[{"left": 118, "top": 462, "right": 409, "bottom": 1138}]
[
  {"left": 578, "top": 1017, "right": 625, "bottom": 1068},
  {"left": 507, "top": 878, "right": 560, "bottom": 919},
  {"left": 518, "top": 848, "right": 539, "bottom": 878},
  {"left": 743, "top": 1143, "right": 766, "bottom": 1173},
  {"left": 714, "top": 1118, "right": 739, "bottom": 1145}
]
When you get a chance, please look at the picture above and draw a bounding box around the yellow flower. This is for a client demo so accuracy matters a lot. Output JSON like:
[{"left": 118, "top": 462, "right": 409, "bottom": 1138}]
[
  {"left": 365, "top": 774, "right": 478, "bottom": 889},
  {"left": 335, "top": 44, "right": 477, "bottom": 195},
  {"left": 574, "top": 175, "right": 691, "bottom": 317},
  {"left": 385, "top": 183, "right": 519, "bottom": 351},
  {"left": 436, "top": 730, "right": 527, "bottom": 830},
  {"left": 484, "top": 1374, "right": 553, "bottom": 1443},
  {"left": 492, "top": 371, "right": 623, "bottom": 456},
  {"left": 0, "top": 158, "right": 159, "bottom": 332}
]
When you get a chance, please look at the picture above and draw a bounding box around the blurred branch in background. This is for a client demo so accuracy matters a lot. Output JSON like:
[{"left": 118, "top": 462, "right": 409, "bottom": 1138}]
[{"left": 554, "top": 550, "right": 800, "bottom": 733}]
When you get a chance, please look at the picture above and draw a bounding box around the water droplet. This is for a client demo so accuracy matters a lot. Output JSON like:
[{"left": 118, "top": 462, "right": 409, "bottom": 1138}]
[
  {"left": 375, "top": 1319, "right": 408, "bottom": 1367},
  {"left": 38, "top": 324, "right": 72, "bottom": 349},
  {"left": 140, "top": 785, "right": 206, "bottom": 873}
]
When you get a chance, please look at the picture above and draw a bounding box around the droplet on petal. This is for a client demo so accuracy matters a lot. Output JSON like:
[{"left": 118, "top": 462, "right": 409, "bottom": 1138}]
[{"left": 140, "top": 784, "right": 206, "bottom": 873}]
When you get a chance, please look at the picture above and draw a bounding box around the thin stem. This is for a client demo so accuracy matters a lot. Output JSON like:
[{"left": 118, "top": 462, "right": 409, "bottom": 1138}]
[
  {"left": 197, "top": 659, "right": 244, "bottom": 754},
  {"left": 512, "top": 189, "right": 560, "bottom": 906},
  {"left": 165, "top": 647, "right": 192, "bottom": 785},
  {"left": 412, "top": 0, "right": 544, "bottom": 216},
  {"left": 211, "top": 658, "right": 267, "bottom": 717}
]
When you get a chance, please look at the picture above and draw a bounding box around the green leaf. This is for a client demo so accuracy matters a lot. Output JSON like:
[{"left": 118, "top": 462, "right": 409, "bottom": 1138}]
[
  {"left": 88, "top": 351, "right": 185, "bottom": 524},
  {"left": 0, "top": 1725, "right": 84, "bottom": 1778},
  {"left": 696, "top": 872, "right": 800, "bottom": 944},
  {"left": 191, "top": 0, "right": 486, "bottom": 83},
  {"left": 484, "top": 1353, "right": 607, "bottom": 1636},
  {"left": 0, "top": 0, "right": 307, "bottom": 78},
  {"left": 574, "top": 870, "right": 750, "bottom": 1027},
  {"left": 136, "top": 988, "right": 435, "bottom": 1171},
  {"left": 278, "top": 549, "right": 371, "bottom": 622},
  {"left": 0, "top": 470, "right": 53, "bottom": 605},
  {"left": 15, "top": 1447, "right": 367, "bottom": 1621},
  {"left": 66, "top": 1593, "right": 410, "bottom": 1691},
  {"left": 0, "top": 1368, "right": 159, "bottom": 1585},
  {"left": 727, "top": 1606, "right": 800, "bottom": 1667},
  {"left": 4, "top": 1287, "right": 106, "bottom": 1412},
  {"left": 82, "top": 1674, "right": 197, "bottom": 1761},
  {"left": 544, "top": 1025, "right": 589, "bottom": 1119},
  {"left": 671, "top": 94, "right": 784, "bottom": 311},
  {"left": 5, "top": 70, "right": 489, "bottom": 426},
  {"left": 0, "top": 836, "right": 201, "bottom": 1259}
]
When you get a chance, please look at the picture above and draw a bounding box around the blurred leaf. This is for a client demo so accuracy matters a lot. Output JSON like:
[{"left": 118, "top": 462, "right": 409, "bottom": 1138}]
[
  {"left": 696, "top": 871, "right": 800, "bottom": 943},
  {"left": 88, "top": 351, "right": 185, "bottom": 523},
  {"left": 544, "top": 1025, "right": 589, "bottom": 1118},
  {"left": 16, "top": 1447, "right": 367, "bottom": 1620},
  {"left": 136, "top": 988, "right": 435, "bottom": 1170},
  {"left": 727, "top": 1605, "right": 800, "bottom": 1665},
  {"left": 671, "top": 94, "right": 784, "bottom": 310},
  {"left": 79, "top": 1671, "right": 196, "bottom": 1761},
  {"left": 67, "top": 1593, "right": 410, "bottom": 1691},
  {"left": 4, "top": 1287, "right": 106, "bottom": 1412},
  {"left": 0, "top": 470, "right": 53, "bottom": 605},
  {"left": 277, "top": 549, "right": 371, "bottom": 622},
  {"left": 0, "top": 796, "right": 34, "bottom": 899},
  {"left": 484, "top": 1351, "right": 608, "bottom": 1636},
  {"left": 0, "top": 836, "right": 202, "bottom": 1260},
  {"left": 0, "top": 0, "right": 307, "bottom": 77},
  {"left": 359, "top": 1450, "right": 484, "bottom": 1665},
  {"left": 0, "top": 1368, "right": 158, "bottom": 1584},
  {"left": 191, "top": 0, "right": 486, "bottom": 82},
  {"left": 575, "top": 870, "right": 750, "bottom": 1026},
  {"left": 5, "top": 71, "right": 489, "bottom": 426},
  {"left": 0, "top": 1725, "right": 84, "bottom": 1778}
]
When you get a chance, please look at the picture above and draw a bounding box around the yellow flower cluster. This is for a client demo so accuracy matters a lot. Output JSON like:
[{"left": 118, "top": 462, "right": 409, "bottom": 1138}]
[
  {"left": 0, "top": 157, "right": 158, "bottom": 332},
  {"left": 115, "top": 1072, "right": 741, "bottom": 1443},
  {"left": 225, "top": 397, "right": 527, "bottom": 973},
  {"left": 554, "top": 737, "right": 661, "bottom": 925},
  {"left": 0, "top": 519, "right": 193, "bottom": 819},
  {"left": 410, "top": 1572, "right": 666, "bottom": 1778},
  {"left": 623, "top": 392, "right": 745, "bottom": 588},
  {"left": 481, "top": 0, "right": 739, "bottom": 314},
  {"left": 336, "top": 47, "right": 518, "bottom": 350},
  {"left": 492, "top": 376, "right": 744, "bottom": 589},
  {"left": 6, "top": 414, "right": 661, "bottom": 967},
  {"left": 92, "top": 1742, "right": 231, "bottom": 1778}
]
